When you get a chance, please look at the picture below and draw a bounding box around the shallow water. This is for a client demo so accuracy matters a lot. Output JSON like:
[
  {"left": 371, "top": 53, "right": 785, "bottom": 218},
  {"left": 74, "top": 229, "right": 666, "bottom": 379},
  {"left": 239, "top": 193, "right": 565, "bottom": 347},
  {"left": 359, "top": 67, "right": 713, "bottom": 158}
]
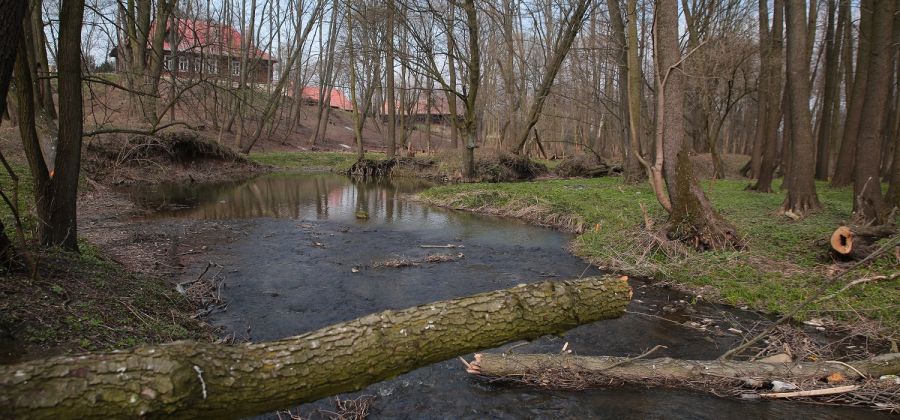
[{"left": 128, "top": 173, "right": 889, "bottom": 419}]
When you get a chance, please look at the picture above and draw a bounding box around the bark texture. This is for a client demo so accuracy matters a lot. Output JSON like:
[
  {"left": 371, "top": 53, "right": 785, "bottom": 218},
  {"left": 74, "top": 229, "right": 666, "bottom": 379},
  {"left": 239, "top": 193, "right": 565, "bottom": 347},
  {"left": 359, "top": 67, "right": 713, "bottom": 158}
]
[
  {"left": 752, "top": 0, "right": 784, "bottom": 193},
  {"left": 851, "top": 0, "right": 895, "bottom": 224},
  {"left": 831, "top": 0, "right": 873, "bottom": 187},
  {"left": 781, "top": 0, "right": 821, "bottom": 216},
  {"left": 467, "top": 352, "right": 900, "bottom": 383},
  {"left": 0, "top": 276, "right": 631, "bottom": 418},
  {"left": 0, "top": 0, "right": 28, "bottom": 261},
  {"left": 656, "top": 0, "right": 739, "bottom": 250}
]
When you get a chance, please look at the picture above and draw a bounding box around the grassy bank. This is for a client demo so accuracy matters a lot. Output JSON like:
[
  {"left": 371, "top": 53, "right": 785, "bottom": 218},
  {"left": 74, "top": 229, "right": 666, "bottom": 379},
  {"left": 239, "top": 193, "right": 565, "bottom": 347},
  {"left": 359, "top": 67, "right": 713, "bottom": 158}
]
[
  {"left": 250, "top": 150, "right": 384, "bottom": 172},
  {"left": 420, "top": 177, "right": 899, "bottom": 335}
]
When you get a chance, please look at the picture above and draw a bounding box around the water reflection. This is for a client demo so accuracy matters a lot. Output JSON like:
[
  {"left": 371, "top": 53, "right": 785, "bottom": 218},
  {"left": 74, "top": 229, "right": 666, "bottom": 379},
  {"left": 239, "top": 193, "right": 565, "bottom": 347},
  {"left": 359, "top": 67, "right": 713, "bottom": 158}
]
[{"left": 126, "top": 173, "right": 435, "bottom": 224}]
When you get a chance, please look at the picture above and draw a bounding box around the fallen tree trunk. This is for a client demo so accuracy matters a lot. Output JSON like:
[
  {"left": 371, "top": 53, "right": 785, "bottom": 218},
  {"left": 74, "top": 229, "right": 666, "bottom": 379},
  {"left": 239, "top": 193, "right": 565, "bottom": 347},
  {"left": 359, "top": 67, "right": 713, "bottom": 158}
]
[
  {"left": 466, "top": 352, "right": 900, "bottom": 386},
  {"left": 0, "top": 276, "right": 631, "bottom": 419},
  {"left": 830, "top": 225, "right": 896, "bottom": 261}
]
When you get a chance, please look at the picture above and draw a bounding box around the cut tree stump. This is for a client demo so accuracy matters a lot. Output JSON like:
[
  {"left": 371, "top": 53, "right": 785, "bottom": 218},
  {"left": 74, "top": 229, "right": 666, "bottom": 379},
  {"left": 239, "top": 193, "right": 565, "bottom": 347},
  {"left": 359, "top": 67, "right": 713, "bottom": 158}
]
[
  {"left": 0, "top": 276, "right": 631, "bottom": 419},
  {"left": 830, "top": 225, "right": 896, "bottom": 261},
  {"left": 466, "top": 352, "right": 900, "bottom": 386}
]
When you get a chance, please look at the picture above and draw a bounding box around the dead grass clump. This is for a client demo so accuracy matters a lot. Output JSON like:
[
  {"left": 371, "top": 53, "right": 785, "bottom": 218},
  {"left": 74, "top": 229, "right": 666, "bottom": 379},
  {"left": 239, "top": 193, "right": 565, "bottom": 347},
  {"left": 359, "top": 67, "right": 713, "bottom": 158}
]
[
  {"left": 475, "top": 151, "right": 548, "bottom": 182},
  {"left": 371, "top": 257, "right": 418, "bottom": 268}
]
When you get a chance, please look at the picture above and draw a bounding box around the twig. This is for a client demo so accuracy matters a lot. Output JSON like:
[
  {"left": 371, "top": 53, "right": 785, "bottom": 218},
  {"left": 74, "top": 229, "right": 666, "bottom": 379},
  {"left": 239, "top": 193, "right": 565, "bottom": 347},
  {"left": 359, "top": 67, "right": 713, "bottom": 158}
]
[
  {"left": 598, "top": 344, "right": 666, "bottom": 372},
  {"left": 760, "top": 385, "right": 859, "bottom": 399},
  {"left": 719, "top": 235, "right": 900, "bottom": 360},
  {"left": 419, "top": 244, "right": 464, "bottom": 248},
  {"left": 816, "top": 272, "right": 899, "bottom": 303}
]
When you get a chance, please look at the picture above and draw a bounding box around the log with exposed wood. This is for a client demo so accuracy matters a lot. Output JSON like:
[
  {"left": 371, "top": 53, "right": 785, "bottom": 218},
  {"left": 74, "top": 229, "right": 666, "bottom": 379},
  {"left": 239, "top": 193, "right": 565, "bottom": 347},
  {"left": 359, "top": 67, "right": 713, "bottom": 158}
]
[
  {"left": 0, "top": 276, "right": 631, "bottom": 419},
  {"left": 829, "top": 225, "right": 896, "bottom": 261},
  {"left": 465, "top": 352, "right": 900, "bottom": 389}
]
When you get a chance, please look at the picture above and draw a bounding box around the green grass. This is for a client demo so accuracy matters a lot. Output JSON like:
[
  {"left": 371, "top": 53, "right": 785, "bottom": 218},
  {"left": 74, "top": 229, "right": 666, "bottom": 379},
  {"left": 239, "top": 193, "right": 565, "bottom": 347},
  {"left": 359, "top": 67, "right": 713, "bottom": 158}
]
[
  {"left": 420, "top": 177, "right": 899, "bottom": 335},
  {"left": 250, "top": 151, "right": 384, "bottom": 172}
]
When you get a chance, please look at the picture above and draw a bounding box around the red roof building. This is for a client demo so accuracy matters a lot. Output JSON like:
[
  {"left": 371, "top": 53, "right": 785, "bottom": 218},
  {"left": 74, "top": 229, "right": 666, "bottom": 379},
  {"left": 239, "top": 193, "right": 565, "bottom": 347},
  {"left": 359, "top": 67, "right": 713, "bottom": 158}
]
[
  {"left": 112, "top": 18, "right": 277, "bottom": 84},
  {"left": 292, "top": 86, "right": 355, "bottom": 112}
]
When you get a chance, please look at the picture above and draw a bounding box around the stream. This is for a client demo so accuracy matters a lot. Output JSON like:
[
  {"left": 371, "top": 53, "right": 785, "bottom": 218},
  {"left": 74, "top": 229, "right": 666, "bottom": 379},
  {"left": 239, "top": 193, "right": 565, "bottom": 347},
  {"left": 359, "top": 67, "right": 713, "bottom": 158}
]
[{"left": 127, "top": 172, "right": 889, "bottom": 419}]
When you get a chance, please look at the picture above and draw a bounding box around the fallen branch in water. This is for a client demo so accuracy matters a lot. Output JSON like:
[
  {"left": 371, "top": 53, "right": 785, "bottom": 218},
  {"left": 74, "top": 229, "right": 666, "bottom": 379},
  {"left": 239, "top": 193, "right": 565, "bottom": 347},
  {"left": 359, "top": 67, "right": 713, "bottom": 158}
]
[
  {"left": 761, "top": 385, "right": 859, "bottom": 399},
  {"left": 1, "top": 276, "right": 631, "bottom": 419}
]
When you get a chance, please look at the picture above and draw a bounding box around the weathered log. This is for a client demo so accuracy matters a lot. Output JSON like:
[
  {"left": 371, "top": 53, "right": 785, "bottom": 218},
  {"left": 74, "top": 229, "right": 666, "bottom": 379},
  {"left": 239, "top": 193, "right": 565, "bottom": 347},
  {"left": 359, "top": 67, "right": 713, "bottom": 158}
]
[
  {"left": 0, "top": 276, "right": 631, "bottom": 419},
  {"left": 830, "top": 225, "right": 896, "bottom": 261},
  {"left": 466, "top": 352, "right": 900, "bottom": 384}
]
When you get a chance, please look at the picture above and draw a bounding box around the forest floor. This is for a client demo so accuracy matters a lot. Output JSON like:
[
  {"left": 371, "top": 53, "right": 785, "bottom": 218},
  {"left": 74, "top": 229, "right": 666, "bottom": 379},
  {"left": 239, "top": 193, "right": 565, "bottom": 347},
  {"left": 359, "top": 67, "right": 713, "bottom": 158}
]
[{"left": 419, "top": 177, "right": 900, "bottom": 337}]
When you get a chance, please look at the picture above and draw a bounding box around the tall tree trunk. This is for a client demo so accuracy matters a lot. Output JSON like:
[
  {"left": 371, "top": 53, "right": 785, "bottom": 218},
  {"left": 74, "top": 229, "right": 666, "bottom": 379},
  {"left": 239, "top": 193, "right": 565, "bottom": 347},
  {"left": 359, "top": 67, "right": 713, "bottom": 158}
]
[
  {"left": 780, "top": 0, "right": 821, "bottom": 216},
  {"left": 446, "top": 2, "right": 460, "bottom": 150},
  {"left": 0, "top": 0, "right": 29, "bottom": 261},
  {"left": 753, "top": 0, "right": 785, "bottom": 193},
  {"left": 47, "top": 0, "right": 86, "bottom": 250},
  {"left": 656, "top": 0, "right": 740, "bottom": 250},
  {"left": 749, "top": 0, "right": 771, "bottom": 179},
  {"left": 0, "top": 276, "right": 631, "bottom": 419},
  {"left": 621, "top": 0, "right": 646, "bottom": 183},
  {"left": 814, "top": 0, "right": 840, "bottom": 180},
  {"left": 831, "top": 0, "right": 873, "bottom": 187},
  {"left": 851, "top": 0, "right": 895, "bottom": 224},
  {"left": 385, "top": 3, "right": 397, "bottom": 158},
  {"left": 461, "top": 0, "right": 480, "bottom": 179}
]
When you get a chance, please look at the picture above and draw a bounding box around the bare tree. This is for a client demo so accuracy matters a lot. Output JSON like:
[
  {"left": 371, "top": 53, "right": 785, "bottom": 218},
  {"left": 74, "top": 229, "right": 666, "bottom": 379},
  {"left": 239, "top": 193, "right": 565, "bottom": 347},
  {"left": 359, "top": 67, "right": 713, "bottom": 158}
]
[
  {"left": 852, "top": 0, "right": 895, "bottom": 224},
  {"left": 780, "top": 0, "right": 821, "bottom": 217},
  {"left": 654, "top": 0, "right": 740, "bottom": 250}
]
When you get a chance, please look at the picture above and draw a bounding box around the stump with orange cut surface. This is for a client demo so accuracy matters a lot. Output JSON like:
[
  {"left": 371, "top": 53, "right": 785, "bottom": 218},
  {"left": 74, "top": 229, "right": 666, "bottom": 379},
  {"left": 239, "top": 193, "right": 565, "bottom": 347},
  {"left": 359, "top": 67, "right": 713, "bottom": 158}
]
[{"left": 830, "top": 225, "right": 896, "bottom": 261}]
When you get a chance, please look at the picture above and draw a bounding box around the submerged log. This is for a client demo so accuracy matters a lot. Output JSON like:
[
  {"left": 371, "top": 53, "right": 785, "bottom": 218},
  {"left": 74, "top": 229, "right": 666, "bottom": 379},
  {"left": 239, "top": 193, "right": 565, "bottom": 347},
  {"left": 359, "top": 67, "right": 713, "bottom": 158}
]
[
  {"left": 830, "top": 225, "right": 896, "bottom": 261},
  {"left": 466, "top": 352, "right": 900, "bottom": 385},
  {"left": 0, "top": 276, "right": 631, "bottom": 419}
]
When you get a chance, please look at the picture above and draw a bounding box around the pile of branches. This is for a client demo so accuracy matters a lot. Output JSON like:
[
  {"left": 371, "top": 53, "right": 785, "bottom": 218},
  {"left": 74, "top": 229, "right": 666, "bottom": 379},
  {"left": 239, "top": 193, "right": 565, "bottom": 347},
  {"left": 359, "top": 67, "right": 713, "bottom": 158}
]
[
  {"left": 347, "top": 158, "right": 397, "bottom": 179},
  {"left": 371, "top": 253, "right": 464, "bottom": 268},
  {"left": 553, "top": 155, "right": 622, "bottom": 178},
  {"left": 476, "top": 152, "right": 548, "bottom": 182},
  {"left": 176, "top": 262, "right": 226, "bottom": 317}
]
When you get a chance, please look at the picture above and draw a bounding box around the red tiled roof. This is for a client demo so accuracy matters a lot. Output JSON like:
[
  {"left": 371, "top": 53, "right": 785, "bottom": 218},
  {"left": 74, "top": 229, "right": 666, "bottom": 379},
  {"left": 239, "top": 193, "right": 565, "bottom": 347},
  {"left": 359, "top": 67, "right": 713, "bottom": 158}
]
[
  {"left": 297, "top": 86, "right": 354, "bottom": 111},
  {"left": 383, "top": 91, "right": 460, "bottom": 116},
  {"left": 152, "top": 18, "right": 276, "bottom": 62}
]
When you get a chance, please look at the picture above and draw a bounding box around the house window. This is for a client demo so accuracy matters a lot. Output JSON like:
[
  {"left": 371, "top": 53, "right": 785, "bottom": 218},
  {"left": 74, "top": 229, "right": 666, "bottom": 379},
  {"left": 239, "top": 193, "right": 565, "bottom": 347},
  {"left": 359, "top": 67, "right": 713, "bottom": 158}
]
[
  {"left": 206, "top": 58, "right": 218, "bottom": 74},
  {"left": 232, "top": 60, "right": 241, "bottom": 76},
  {"left": 164, "top": 57, "right": 172, "bottom": 71},
  {"left": 178, "top": 57, "right": 188, "bottom": 72},
  {"left": 193, "top": 59, "right": 202, "bottom": 73}
]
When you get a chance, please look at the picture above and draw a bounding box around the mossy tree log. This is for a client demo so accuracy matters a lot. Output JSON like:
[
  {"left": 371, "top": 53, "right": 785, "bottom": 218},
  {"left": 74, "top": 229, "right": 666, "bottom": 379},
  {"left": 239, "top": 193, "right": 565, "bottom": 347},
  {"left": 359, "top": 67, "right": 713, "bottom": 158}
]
[
  {"left": 0, "top": 276, "right": 631, "bottom": 419},
  {"left": 467, "top": 352, "right": 900, "bottom": 385}
]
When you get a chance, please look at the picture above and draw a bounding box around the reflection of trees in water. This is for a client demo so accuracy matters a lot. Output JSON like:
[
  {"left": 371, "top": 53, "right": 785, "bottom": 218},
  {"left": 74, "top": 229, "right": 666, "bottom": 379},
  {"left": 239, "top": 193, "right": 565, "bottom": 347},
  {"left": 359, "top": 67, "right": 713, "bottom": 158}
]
[{"left": 139, "top": 174, "right": 433, "bottom": 221}]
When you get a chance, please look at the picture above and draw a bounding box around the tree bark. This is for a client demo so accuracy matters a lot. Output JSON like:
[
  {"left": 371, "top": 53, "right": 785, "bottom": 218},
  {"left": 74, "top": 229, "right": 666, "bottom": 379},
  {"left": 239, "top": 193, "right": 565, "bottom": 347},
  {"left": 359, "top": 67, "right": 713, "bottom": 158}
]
[
  {"left": 37, "top": 0, "right": 85, "bottom": 251},
  {"left": 385, "top": 2, "right": 397, "bottom": 158},
  {"left": 831, "top": 0, "right": 873, "bottom": 187},
  {"left": 622, "top": 0, "right": 647, "bottom": 184},
  {"left": 461, "top": 0, "right": 480, "bottom": 179},
  {"left": 0, "top": 276, "right": 631, "bottom": 419},
  {"left": 752, "top": 0, "right": 785, "bottom": 193},
  {"left": 814, "top": 0, "right": 840, "bottom": 180},
  {"left": 749, "top": 0, "right": 772, "bottom": 180},
  {"left": 851, "top": 0, "right": 895, "bottom": 224},
  {"left": 466, "top": 352, "right": 900, "bottom": 385},
  {"left": 655, "top": 0, "right": 740, "bottom": 250},
  {"left": 780, "top": 0, "right": 821, "bottom": 216}
]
